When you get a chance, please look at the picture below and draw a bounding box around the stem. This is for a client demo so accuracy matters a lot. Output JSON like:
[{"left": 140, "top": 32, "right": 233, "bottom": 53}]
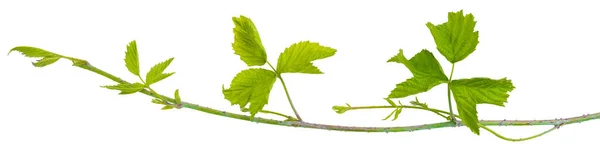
[
  {"left": 447, "top": 63, "right": 456, "bottom": 123},
  {"left": 241, "top": 108, "right": 299, "bottom": 121},
  {"left": 346, "top": 105, "right": 450, "bottom": 116},
  {"left": 65, "top": 61, "right": 600, "bottom": 138},
  {"left": 478, "top": 123, "right": 557, "bottom": 142},
  {"left": 267, "top": 61, "right": 303, "bottom": 121}
]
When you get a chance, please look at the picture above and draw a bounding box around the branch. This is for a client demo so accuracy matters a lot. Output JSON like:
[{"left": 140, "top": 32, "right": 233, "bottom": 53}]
[{"left": 75, "top": 61, "right": 600, "bottom": 133}]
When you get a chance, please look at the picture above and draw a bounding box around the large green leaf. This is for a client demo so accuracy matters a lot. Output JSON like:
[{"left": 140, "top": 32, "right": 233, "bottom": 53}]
[
  {"left": 426, "top": 10, "right": 479, "bottom": 63},
  {"left": 222, "top": 68, "right": 277, "bottom": 117},
  {"left": 232, "top": 15, "right": 268, "bottom": 66},
  {"left": 450, "top": 77, "right": 515, "bottom": 135},
  {"left": 387, "top": 49, "right": 448, "bottom": 98},
  {"left": 276, "top": 41, "right": 336, "bottom": 74},
  {"left": 451, "top": 77, "right": 515, "bottom": 106}
]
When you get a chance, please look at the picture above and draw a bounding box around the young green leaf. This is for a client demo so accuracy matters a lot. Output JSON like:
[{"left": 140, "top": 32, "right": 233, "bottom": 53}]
[
  {"left": 145, "top": 57, "right": 175, "bottom": 86},
  {"left": 276, "top": 41, "right": 336, "bottom": 74},
  {"left": 222, "top": 68, "right": 277, "bottom": 117},
  {"left": 232, "top": 15, "right": 267, "bottom": 66},
  {"left": 387, "top": 49, "right": 448, "bottom": 98},
  {"left": 451, "top": 77, "right": 515, "bottom": 106},
  {"left": 161, "top": 105, "right": 174, "bottom": 110},
  {"left": 9, "top": 46, "right": 59, "bottom": 58},
  {"left": 125, "top": 40, "right": 140, "bottom": 76},
  {"left": 102, "top": 83, "right": 145, "bottom": 95},
  {"left": 332, "top": 105, "right": 350, "bottom": 114},
  {"left": 383, "top": 109, "right": 396, "bottom": 120},
  {"left": 385, "top": 98, "right": 397, "bottom": 106},
  {"left": 32, "top": 56, "right": 61, "bottom": 67},
  {"left": 426, "top": 10, "right": 479, "bottom": 63},
  {"left": 392, "top": 107, "right": 402, "bottom": 121},
  {"left": 174, "top": 89, "right": 181, "bottom": 104}
]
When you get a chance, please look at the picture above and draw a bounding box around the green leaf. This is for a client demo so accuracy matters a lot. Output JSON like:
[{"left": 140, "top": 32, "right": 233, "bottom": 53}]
[
  {"left": 32, "top": 56, "right": 61, "bottom": 67},
  {"left": 382, "top": 109, "right": 396, "bottom": 120},
  {"left": 151, "top": 98, "right": 165, "bottom": 104},
  {"left": 426, "top": 10, "right": 479, "bottom": 63},
  {"left": 174, "top": 89, "right": 181, "bottom": 104},
  {"left": 102, "top": 83, "right": 145, "bottom": 95},
  {"left": 276, "top": 41, "right": 336, "bottom": 74},
  {"left": 222, "top": 68, "right": 277, "bottom": 117},
  {"left": 385, "top": 98, "right": 397, "bottom": 106},
  {"left": 332, "top": 105, "right": 349, "bottom": 114},
  {"left": 145, "top": 57, "right": 175, "bottom": 86},
  {"left": 449, "top": 77, "right": 514, "bottom": 135},
  {"left": 161, "top": 105, "right": 174, "bottom": 110},
  {"left": 232, "top": 15, "right": 267, "bottom": 66},
  {"left": 451, "top": 77, "right": 515, "bottom": 106},
  {"left": 387, "top": 49, "right": 448, "bottom": 98},
  {"left": 125, "top": 40, "right": 140, "bottom": 76},
  {"left": 9, "top": 46, "right": 59, "bottom": 58},
  {"left": 392, "top": 107, "right": 402, "bottom": 121}
]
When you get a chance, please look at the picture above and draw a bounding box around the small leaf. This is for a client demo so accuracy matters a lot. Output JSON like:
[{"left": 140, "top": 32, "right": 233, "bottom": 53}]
[
  {"left": 276, "top": 41, "right": 336, "bottom": 74},
  {"left": 151, "top": 98, "right": 164, "bottom": 104},
  {"left": 382, "top": 109, "right": 396, "bottom": 120},
  {"left": 387, "top": 49, "right": 448, "bottom": 98},
  {"left": 222, "top": 68, "right": 277, "bottom": 117},
  {"left": 232, "top": 15, "right": 267, "bottom": 66},
  {"left": 426, "top": 10, "right": 479, "bottom": 63},
  {"left": 392, "top": 107, "right": 403, "bottom": 121},
  {"left": 102, "top": 83, "right": 145, "bottom": 95},
  {"left": 9, "top": 46, "right": 59, "bottom": 58},
  {"left": 32, "top": 56, "right": 61, "bottom": 67},
  {"left": 125, "top": 40, "right": 140, "bottom": 76},
  {"left": 385, "top": 98, "right": 397, "bottom": 106},
  {"left": 332, "top": 105, "right": 349, "bottom": 114},
  {"left": 161, "top": 105, "right": 174, "bottom": 110},
  {"left": 145, "top": 57, "right": 175, "bottom": 86},
  {"left": 174, "top": 89, "right": 181, "bottom": 104}
]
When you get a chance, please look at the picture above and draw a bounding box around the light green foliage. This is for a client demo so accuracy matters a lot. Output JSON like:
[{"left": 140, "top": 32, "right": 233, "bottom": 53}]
[
  {"left": 145, "top": 57, "right": 175, "bottom": 86},
  {"left": 161, "top": 105, "right": 174, "bottom": 110},
  {"left": 232, "top": 15, "right": 267, "bottom": 66},
  {"left": 102, "top": 83, "right": 146, "bottom": 95},
  {"left": 9, "top": 46, "right": 65, "bottom": 67},
  {"left": 32, "top": 56, "right": 61, "bottom": 67},
  {"left": 174, "top": 89, "right": 181, "bottom": 104},
  {"left": 426, "top": 10, "right": 479, "bottom": 63},
  {"left": 125, "top": 40, "right": 140, "bottom": 76},
  {"left": 276, "top": 41, "right": 336, "bottom": 74},
  {"left": 222, "top": 68, "right": 277, "bottom": 117},
  {"left": 387, "top": 49, "right": 448, "bottom": 98},
  {"left": 451, "top": 78, "right": 515, "bottom": 106}
]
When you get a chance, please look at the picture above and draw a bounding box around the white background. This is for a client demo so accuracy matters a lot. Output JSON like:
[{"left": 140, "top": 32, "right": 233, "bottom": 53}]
[{"left": 1, "top": 0, "right": 599, "bottom": 152}]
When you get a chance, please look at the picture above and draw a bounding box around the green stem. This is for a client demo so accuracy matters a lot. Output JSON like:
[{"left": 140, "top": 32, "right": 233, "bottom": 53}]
[
  {"left": 346, "top": 105, "right": 450, "bottom": 117},
  {"left": 62, "top": 61, "right": 600, "bottom": 139},
  {"left": 267, "top": 61, "right": 303, "bottom": 121},
  {"left": 478, "top": 123, "right": 557, "bottom": 142},
  {"left": 241, "top": 108, "right": 298, "bottom": 121},
  {"left": 447, "top": 63, "right": 456, "bottom": 123}
]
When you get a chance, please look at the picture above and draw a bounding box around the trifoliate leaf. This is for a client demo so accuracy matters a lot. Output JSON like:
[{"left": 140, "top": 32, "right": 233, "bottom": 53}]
[
  {"left": 222, "top": 68, "right": 277, "bottom": 117},
  {"left": 32, "top": 56, "right": 61, "bottom": 67},
  {"left": 101, "top": 83, "right": 145, "bottom": 95},
  {"left": 174, "top": 89, "right": 181, "bottom": 104},
  {"left": 426, "top": 10, "right": 479, "bottom": 63},
  {"left": 8, "top": 46, "right": 59, "bottom": 58},
  {"left": 387, "top": 49, "right": 448, "bottom": 98},
  {"left": 161, "top": 105, "right": 174, "bottom": 110},
  {"left": 451, "top": 77, "right": 515, "bottom": 106},
  {"left": 276, "top": 41, "right": 336, "bottom": 74},
  {"left": 145, "top": 57, "right": 175, "bottom": 86},
  {"left": 232, "top": 15, "right": 267, "bottom": 66},
  {"left": 125, "top": 40, "right": 140, "bottom": 76}
]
